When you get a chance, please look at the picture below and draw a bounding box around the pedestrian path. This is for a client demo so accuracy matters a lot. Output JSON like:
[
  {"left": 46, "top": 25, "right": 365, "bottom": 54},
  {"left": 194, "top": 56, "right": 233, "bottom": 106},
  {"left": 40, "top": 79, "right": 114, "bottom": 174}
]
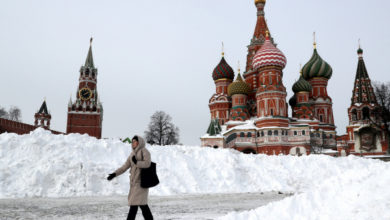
[{"left": 0, "top": 192, "right": 290, "bottom": 219}]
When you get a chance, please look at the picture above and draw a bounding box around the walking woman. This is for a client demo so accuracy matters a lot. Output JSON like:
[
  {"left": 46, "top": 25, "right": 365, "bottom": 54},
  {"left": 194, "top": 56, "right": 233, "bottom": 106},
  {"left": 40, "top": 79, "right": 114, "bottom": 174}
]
[{"left": 107, "top": 135, "right": 154, "bottom": 220}]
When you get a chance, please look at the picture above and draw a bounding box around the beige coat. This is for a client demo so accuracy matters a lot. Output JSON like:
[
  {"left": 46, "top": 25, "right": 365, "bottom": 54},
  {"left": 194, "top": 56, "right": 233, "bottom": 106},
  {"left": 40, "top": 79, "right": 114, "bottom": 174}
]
[{"left": 115, "top": 135, "right": 151, "bottom": 206}]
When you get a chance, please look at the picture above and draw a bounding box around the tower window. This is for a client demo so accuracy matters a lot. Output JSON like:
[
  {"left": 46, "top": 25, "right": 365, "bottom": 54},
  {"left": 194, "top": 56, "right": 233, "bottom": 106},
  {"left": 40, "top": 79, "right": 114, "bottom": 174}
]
[
  {"left": 302, "top": 130, "right": 306, "bottom": 135},
  {"left": 351, "top": 109, "right": 357, "bottom": 121},
  {"left": 270, "top": 109, "right": 274, "bottom": 116},
  {"left": 261, "top": 131, "right": 264, "bottom": 137},
  {"left": 294, "top": 131, "right": 297, "bottom": 136},
  {"left": 240, "top": 132, "right": 245, "bottom": 137},
  {"left": 362, "top": 107, "right": 370, "bottom": 119},
  {"left": 268, "top": 130, "right": 272, "bottom": 136},
  {"left": 274, "top": 130, "right": 278, "bottom": 136},
  {"left": 247, "top": 132, "right": 252, "bottom": 137}
]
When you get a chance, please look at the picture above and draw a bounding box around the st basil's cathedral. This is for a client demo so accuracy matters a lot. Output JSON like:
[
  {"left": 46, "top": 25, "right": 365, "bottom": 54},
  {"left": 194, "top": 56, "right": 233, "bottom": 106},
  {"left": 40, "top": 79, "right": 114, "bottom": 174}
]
[{"left": 201, "top": 0, "right": 388, "bottom": 156}]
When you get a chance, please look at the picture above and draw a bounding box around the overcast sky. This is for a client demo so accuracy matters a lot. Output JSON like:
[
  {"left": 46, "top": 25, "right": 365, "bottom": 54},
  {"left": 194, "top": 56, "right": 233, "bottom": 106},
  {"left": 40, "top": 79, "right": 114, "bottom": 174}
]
[{"left": 1, "top": 0, "right": 389, "bottom": 145}]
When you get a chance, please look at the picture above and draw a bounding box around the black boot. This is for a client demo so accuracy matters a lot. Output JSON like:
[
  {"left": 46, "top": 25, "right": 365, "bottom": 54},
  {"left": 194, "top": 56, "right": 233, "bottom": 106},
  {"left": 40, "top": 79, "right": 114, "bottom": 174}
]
[
  {"left": 127, "top": 206, "right": 138, "bottom": 220},
  {"left": 140, "top": 205, "right": 153, "bottom": 220}
]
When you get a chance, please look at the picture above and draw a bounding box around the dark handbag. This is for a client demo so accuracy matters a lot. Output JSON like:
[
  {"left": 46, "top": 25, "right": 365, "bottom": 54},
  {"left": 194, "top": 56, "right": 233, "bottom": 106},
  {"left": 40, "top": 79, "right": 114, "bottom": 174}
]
[
  {"left": 139, "top": 150, "right": 159, "bottom": 188},
  {"left": 140, "top": 162, "right": 160, "bottom": 188}
]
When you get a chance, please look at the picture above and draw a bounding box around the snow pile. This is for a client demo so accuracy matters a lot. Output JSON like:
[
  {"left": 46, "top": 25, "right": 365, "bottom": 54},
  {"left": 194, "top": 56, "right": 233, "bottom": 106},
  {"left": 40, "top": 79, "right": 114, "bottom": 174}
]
[
  {"left": 220, "top": 164, "right": 390, "bottom": 220},
  {"left": 1, "top": 129, "right": 390, "bottom": 219}
]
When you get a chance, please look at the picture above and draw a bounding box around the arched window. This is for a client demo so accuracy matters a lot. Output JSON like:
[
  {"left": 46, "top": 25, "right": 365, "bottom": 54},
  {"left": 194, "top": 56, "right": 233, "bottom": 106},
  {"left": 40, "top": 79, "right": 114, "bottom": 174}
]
[
  {"left": 261, "top": 131, "right": 264, "bottom": 137},
  {"left": 362, "top": 107, "right": 370, "bottom": 119},
  {"left": 274, "top": 130, "right": 278, "bottom": 136},
  {"left": 270, "top": 109, "right": 274, "bottom": 116},
  {"left": 294, "top": 131, "right": 297, "bottom": 136},
  {"left": 247, "top": 132, "right": 252, "bottom": 137},
  {"left": 268, "top": 130, "right": 272, "bottom": 136},
  {"left": 240, "top": 132, "right": 245, "bottom": 137},
  {"left": 351, "top": 109, "right": 357, "bottom": 121},
  {"left": 302, "top": 130, "right": 306, "bottom": 135}
]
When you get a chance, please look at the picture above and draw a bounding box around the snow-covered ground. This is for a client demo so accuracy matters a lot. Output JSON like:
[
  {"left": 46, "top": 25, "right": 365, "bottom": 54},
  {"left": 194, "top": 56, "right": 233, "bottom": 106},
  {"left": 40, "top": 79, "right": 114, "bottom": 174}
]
[
  {"left": 0, "top": 192, "right": 289, "bottom": 220},
  {"left": 1, "top": 128, "right": 390, "bottom": 219}
]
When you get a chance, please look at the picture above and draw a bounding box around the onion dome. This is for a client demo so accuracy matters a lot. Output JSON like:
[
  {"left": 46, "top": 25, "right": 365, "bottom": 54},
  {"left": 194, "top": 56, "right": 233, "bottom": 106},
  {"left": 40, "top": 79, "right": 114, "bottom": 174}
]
[
  {"left": 289, "top": 94, "right": 297, "bottom": 107},
  {"left": 302, "top": 45, "right": 332, "bottom": 80},
  {"left": 292, "top": 75, "right": 312, "bottom": 93},
  {"left": 212, "top": 57, "right": 235, "bottom": 81},
  {"left": 228, "top": 73, "right": 251, "bottom": 96},
  {"left": 252, "top": 32, "right": 287, "bottom": 70},
  {"left": 357, "top": 47, "right": 363, "bottom": 55}
]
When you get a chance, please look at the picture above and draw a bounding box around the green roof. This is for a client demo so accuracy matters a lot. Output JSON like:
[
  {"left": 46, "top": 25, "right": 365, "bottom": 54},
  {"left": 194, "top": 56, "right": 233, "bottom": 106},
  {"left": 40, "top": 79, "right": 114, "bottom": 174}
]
[
  {"left": 38, "top": 101, "right": 49, "bottom": 114},
  {"left": 84, "top": 43, "right": 95, "bottom": 68},
  {"left": 122, "top": 137, "right": 132, "bottom": 144},
  {"left": 206, "top": 118, "right": 222, "bottom": 136}
]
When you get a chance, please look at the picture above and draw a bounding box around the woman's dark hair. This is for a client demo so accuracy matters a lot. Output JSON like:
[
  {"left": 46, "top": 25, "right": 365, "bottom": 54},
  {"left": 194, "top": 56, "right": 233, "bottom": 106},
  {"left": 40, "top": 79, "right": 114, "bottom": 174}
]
[{"left": 132, "top": 136, "right": 139, "bottom": 142}]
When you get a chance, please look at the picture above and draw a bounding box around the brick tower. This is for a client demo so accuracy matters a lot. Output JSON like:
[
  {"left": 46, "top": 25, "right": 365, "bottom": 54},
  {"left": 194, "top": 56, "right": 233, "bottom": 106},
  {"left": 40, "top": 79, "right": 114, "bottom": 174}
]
[
  {"left": 252, "top": 31, "right": 288, "bottom": 128},
  {"left": 227, "top": 67, "right": 251, "bottom": 122},
  {"left": 34, "top": 100, "right": 51, "bottom": 129},
  {"left": 344, "top": 46, "right": 387, "bottom": 154},
  {"left": 290, "top": 70, "right": 314, "bottom": 120},
  {"left": 244, "top": 0, "right": 274, "bottom": 116},
  {"left": 208, "top": 49, "right": 235, "bottom": 125},
  {"left": 302, "top": 39, "right": 335, "bottom": 131},
  {"left": 66, "top": 38, "right": 103, "bottom": 138}
]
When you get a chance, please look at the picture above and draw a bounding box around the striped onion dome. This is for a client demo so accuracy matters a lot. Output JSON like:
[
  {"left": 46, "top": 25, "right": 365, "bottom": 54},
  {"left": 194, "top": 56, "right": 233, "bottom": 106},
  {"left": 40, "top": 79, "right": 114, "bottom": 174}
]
[
  {"left": 252, "top": 34, "right": 287, "bottom": 70},
  {"left": 292, "top": 76, "right": 312, "bottom": 93},
  {"left": 228, "top": 73, "right": 251, "bottom": 96},
  {"left": 212, "top": 57, "right": 235, "bottom": 81},
  {"left": 302, "top": 48, "right": 332, "bottom": 80}
]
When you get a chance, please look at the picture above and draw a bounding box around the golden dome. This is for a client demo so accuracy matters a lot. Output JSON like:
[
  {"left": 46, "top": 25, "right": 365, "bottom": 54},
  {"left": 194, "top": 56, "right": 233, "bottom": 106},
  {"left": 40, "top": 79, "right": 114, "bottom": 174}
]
[
  {"left": 255, "top": 0, "right": 266, "bottom": 4},
  {"left": 228, "top": 73, "right": 251, "bottom": 96}
]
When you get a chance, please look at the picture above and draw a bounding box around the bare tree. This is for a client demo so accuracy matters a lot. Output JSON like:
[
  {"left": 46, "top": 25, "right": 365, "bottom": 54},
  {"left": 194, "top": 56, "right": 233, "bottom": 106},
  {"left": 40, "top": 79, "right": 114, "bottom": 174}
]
[
  {"left": 372, "top": 82, "right": 390, "bottom": 154},
  {"left": 145, "top": 111, "right": 180, "bottom": 145},
  {"left": 0, "top": 107, "right": 8, "bottom": 119},
  {"left": 8, "top": 106, "right": 21, "bottom": 121}
]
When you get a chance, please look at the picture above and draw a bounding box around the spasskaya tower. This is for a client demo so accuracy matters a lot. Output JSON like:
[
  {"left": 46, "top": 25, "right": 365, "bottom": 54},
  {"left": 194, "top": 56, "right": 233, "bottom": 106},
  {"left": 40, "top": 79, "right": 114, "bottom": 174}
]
[{"left": 66, "top": 38, "right": 103, "bottom": 138}]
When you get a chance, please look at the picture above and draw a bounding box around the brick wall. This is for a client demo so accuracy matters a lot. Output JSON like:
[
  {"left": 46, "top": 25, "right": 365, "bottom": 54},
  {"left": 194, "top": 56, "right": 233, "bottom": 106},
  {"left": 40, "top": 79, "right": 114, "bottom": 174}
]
[{"left": 0, "top": 118, "right": 63, "bottom": 135}]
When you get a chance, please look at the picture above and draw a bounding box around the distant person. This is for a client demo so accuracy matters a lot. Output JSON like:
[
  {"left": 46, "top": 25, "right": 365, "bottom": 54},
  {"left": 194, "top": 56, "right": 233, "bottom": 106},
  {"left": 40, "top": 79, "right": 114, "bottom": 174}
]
[{"left": 107, "top": 135, "right": 153, "bottom": 220}]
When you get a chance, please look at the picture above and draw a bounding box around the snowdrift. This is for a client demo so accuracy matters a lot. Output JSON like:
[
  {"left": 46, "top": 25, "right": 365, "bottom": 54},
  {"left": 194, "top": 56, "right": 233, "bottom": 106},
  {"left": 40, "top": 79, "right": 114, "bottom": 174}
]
[{"left": 1, "top": 129, "right": 390, "bottom": 219}]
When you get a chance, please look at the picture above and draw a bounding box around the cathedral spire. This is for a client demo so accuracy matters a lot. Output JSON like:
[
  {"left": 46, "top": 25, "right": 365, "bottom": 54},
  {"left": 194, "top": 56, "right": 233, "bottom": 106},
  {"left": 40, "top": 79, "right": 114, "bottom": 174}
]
[
  {"left": 84, "top": 37, "right": 95, "bottom": 68},
  {"left": 245, "top": 0, "right": 272, "bottom": 72},
  {"left": 253, "top": 0, "right": 269, "bottom": 41},
  {"left": 351, "top": 44, "right": 377, "bottom": 105}
]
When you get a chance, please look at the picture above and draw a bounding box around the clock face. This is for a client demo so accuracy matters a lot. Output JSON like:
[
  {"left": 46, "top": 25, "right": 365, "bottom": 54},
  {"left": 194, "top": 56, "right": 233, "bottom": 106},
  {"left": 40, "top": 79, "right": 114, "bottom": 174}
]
[{"left": 79, "top": 88, "right": 92, "bottom": 101}]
